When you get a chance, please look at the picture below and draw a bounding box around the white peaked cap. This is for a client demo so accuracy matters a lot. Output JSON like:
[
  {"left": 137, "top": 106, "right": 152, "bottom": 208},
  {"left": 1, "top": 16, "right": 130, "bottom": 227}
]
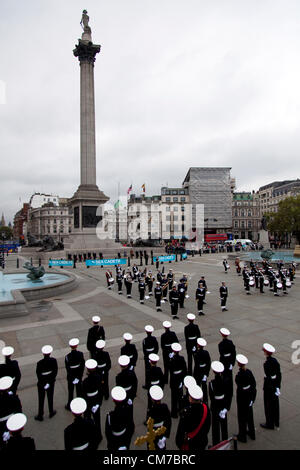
[
  {"left": 211, "top": 361, "right": 225, "bottom": 373},
  {"left": 156, "top": 282, "right": 160, "bottom": 284},
  {"left": 0, "top": 376, "right": 13, "bottom": 391},
  {"left": 6, "top": 413, "right": 27, "bottom": 432},
  {"left": 118, "top": 355, "right": 130, "bottom": 367},
  {"left": 123, "top": 333, "right": 133, "bottom": 341},
  {"left": 197, "top": 338, "right": 207, "bottom": 347},
  {"left": 42, "top": 345, "right": 53, "bottom": 355},
  {"left": 92, "top": 316, "right": 100, "bottom": 323},
  {"left": 111, "top": 386, "right": 126, "bottom": 402},
  {"left": 184, "top": 375, "right": 196, "bottom": 388},
  {"left": 69, "top": 338, "right": 79, "bottom": 347},
  {"left": 149, "top": 353, "right": 159, "bottom": 363},
  {"left": 145, "top": 325, "right": 154, "bottom": 333},
  {"left": 163, "top": 321, "right": 171, "bottom": 329},
  {"left": 236, "top": 354, "right": 248, "bottom": 365},
  {"left": 70, "top": 398, "right": 87, "bottom": 415},
  {"left": 171, "top": 343, "right": 182, "bottom": 352},
  {"left": 85, "top": 359, "right": 97, "bottom": 370},
  {"left": 96, "top": 340, "right": 105, "bottom": 349},
  {"left": 188, "top": 385, "right": 203, "bottom": 400},
  {"left": 187, "top": 313, "right": 195, "bottom": 321},
  {"left": 220, "top": 328, "right": 230, "bottom": 336},
  {"left": 263, "top": 343, "right": 276, "bottom": 354},
  {"left": 2, "top": 346, "right": 14, "bottom": 356},
  {"left": 150, "top": 385, "right": 164, "bottom": 401}
]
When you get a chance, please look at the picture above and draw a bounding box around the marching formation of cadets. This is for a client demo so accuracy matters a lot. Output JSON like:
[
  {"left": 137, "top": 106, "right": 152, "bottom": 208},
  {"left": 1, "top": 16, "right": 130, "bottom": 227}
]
[{"left": 0, "top": 314, "right": 282, "bottom": 451}]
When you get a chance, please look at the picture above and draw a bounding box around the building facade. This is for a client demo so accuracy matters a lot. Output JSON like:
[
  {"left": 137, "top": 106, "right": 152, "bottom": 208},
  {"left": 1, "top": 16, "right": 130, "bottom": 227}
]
[
  {"left": 13, "top": 203, "right": 30, "bottom": 242},
  {"left": 29, "top": 193, "right": 59, "bottom": 209},
  {"left": 258, "top": 180, "right": 300, "bottom": 214},
  {"left": 232, "top": 191, "right": 261, "bottom": 241}
]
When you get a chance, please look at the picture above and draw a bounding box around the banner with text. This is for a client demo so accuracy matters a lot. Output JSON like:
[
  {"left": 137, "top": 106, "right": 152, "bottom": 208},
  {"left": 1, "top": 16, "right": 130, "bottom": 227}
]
[
  {"left": 49, "top": 260, "right": 74, "bottom": 267},
  {"left": 153, "top": 255, "right": 176, "bottom": 262},
  {"left": 86, "top": 258, "right": 127, "bottom": 267}
]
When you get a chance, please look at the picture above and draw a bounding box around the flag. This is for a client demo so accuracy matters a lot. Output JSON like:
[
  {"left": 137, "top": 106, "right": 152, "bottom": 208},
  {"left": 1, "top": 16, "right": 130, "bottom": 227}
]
[
  {"left": 127, "top": 184, "right": 133, "bottom": 195},
  {"left": 141, "top": 184, "right": 145, "bottom": 193},
  {"left": 114, "top": 199, "right": 122, "bottom": 210}
]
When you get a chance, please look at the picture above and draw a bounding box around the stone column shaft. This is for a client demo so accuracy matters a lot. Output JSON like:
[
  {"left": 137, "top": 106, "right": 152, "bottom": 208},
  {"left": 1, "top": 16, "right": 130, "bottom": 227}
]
[{"left": 80, "top": 60, "right": 96, "bottom": 186}]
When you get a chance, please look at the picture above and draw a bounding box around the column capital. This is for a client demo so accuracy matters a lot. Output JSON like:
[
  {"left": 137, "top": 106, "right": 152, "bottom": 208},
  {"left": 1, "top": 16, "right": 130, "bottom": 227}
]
[{"left": 73, "top": 39, "right": 101, "bottom": 65}]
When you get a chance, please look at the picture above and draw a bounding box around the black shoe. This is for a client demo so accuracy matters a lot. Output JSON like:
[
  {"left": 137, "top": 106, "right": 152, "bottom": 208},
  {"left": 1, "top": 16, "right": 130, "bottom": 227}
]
[
  {"left": 142, "top": 385, "right": 148, "bottom": 390},
  {"left": 49, "top": 410, "right": 57, "bottom": 418},
  {"left": 260, "top": 423, "right": 274, "bottom": 430},
  {"left": 223, "top": 308, "right": 228, "bottom": 311},
  {"left": 171, "top": 413, "right": 178, "bottom": 419},
  {"left": 236, "top": 434, "right": 247, "bottom": 443},
  {"left": 65, "top": 404, "right": 70, "bottom": 411},
  {"left": 247, "top": 431, "right": 256, "bottom": 440},
  {"left": 35, "top": 415, "right": 43, "bottom": 421}
]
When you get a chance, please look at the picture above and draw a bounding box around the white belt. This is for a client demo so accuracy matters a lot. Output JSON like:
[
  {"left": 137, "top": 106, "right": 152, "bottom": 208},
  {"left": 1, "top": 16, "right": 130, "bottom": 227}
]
[
  {"left": 112, "top": 428, "right": 126, "bottom": 436},
  {"left": 223, "top": 353, "right": 231, "bottom": 357},
  {"left": 97, "top": 363, "right": 106, "bottom": 368},
  {"left": 165, "top": 344, "right": 172, "bottom": 347},
  {"left": 215, "top": 394, "right": 224, "bottom": 400},
  {"left": 151, "top": 380, "right": 160, "bottom": 385},
  {"left": 0, "top": 413, "right": 13, "bottom": 422},
  {"left": 70, "top": 364, "right": 80, "bottom": 369},
  {"left": 271, "top": 375, "right": 277, "bottom": 379},
  {"left": 188, "top": 337, "right": 197, "bottom": 340},
  {"left": 153, "top": 421, "right": 164, "bottom": 427},
  {"left": 41, "top": 371, "right": 52, "bottom": 375},
  {"left": 128, "top": 355, "right": 133, "bottom": 359},
  {"left": 173, "top": 370, "right": 182, "bottom": 374},
  {"left": 242, "top": 385, "right": 250, "bottom": 390},
  {"left": 72, "top": 442, "right": 89, "bottom": 450},
  {"left": 123, "top": 385, "right": 132, "bottom": 391},
  {"left": 146, "top": 348, "right": 154, "bottom": 352},
  {"left": 199, "top": 364, "right": 206, "bottom": 368},
  {"left": 87, "top": 391, "right": 98, "bottom": 397}
]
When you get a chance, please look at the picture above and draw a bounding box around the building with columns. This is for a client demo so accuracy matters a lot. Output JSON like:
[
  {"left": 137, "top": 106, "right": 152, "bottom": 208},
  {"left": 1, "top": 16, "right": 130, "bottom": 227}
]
[{"left": 232, "top": 191, "right": 261, "bottom": 241}]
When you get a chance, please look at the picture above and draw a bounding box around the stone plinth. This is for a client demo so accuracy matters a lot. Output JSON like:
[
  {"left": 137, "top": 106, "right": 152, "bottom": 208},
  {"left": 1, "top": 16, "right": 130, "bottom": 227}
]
[
  {"left": 294, "top": 245, "right": 300, "bottom": 257},
  {"left": 259, "top": 230, "right": 270, "bottom": 249}
]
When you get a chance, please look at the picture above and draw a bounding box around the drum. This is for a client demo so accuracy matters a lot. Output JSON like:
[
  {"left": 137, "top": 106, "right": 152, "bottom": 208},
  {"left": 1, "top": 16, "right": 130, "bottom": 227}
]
[
  {"left": 277, "top": 282, "right": 283, "bottom": 289},
  {"left": 109, "top": 278, "right": 114, "bottom": 283},
  {"left": 286, "top": 281, "right": 292, "bottom": 288},
  {"left": 249, "top": 280, "right": 255, "bottom": 287},
  {"left": 145, "top": 295, "right": 150, "bottom": 300},
  {"left": 264, "top": 279, "right": 269, "bottom": 286},
  {"left": 185, "top": 295, "right": 190, "bottom": 299}
]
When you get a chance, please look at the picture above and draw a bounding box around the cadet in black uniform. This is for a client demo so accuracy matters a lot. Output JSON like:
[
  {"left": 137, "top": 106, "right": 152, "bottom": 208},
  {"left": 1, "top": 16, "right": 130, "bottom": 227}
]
[
  {"left": 64, "top": 398, "right": 99, "bottom": 451},
  {"left": 86, "top": 316, "right": 105, "bottom": 359},
  {"left": 176, "top": 278, "right": 185, "bottom": 309},
  {"left": 220, "top": 281, "right": 228, "bottom": 311},
  {"left": 132, "top": 264, "right": 138, "bottom": 282},
  {"left": 198, "top": 276, "right": 207, "bottom": 303},
  {"left": 142, "top": 325, "right": 159, "bottom": 388},
  {"left": 124, "top": 270, "right": 133, "bottom": 298},
  {"left": 146, "top": 385, "right": 172, "bottom": 450},
  {"left": 145, "top": 354, "right": 165, "bottom": 413},
  {"left": 4, "top": 413, "right": 35, "bottom": 452},
  {"left": 260, "top": 343, "right": 281, "bottom": 430},
  {"left": 176, "top": 384, "right": 211, "bottom": 451},
  {"left": 94, "top": 340, "right": 111, "bottom": 400},
  {"left": 105, "top": 386, "right": 135, "bottom": 451},
  {"left": 180, "top": 376, "right": 197, "bottom": 412},
  {"left": 195, "top": 283, "right": 206, "bottom": 315},
  {"left": 121, "top": 333, "right": 138, "bottom": 370},
  {"left": 116, "top": 270, "right": 123, "bottom": 294},
  {"left": 169, "top": 284, "right": 179, "bottom": 319},
  {"left": 223, "top": 259, "right": 229, "bottom": 273},
  {"left": 138, "top": 275, "right": 146, "bottom": 304},
  {"left": 184, "top": 314, "right": 201, "bottom": 375},
  {"left": 35, "top": 345, "right": 58, "bottom": 421},
  {"left": 160, "top": 321, "right": 179, "bottom": 384},
  {"left": 167, "top": 269, "right": 174, "bottom": 290},
  {"left": 0, "top": 376, "right": 22, "bottom": 450},
  {"left": 169, "top": 343, "right": 187, "bottom": 418},
  {"left": 0, "top": 346, "right": 21, "bottom": 395},
  {"left": 235, "top": 354, "right": 257, "bottom": 442},
  {"left": 65, "top": 338, "right": 85, "bottom": 410},
  {"left": 161, "top": 274, "right": 169, "bottom": 302},
  {"left": 82, "top": 359, "right": 103, "bottom": 442},
  {"left": 154, "top": 282, "right": 163, "bottom": 311},
  {"left": 218, "top": 328, "right": 236, "bottom": 411},
  {"left": 209, "top": 361, "right": 230, "bottom": 446},
  {"left": 193, "top": 338, "right": 211, "bottom": 404},
  {"left": 145, "top": 270, "right": 154, "bottom": 296},
  {"left": 116, "top": 355, "right": 138, "bottom": 417}
]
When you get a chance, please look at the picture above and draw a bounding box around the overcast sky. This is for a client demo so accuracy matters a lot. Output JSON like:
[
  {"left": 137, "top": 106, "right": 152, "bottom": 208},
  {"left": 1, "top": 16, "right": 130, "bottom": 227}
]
[{"left": 1, "top": 0, "right": 300, "bottom": 224}]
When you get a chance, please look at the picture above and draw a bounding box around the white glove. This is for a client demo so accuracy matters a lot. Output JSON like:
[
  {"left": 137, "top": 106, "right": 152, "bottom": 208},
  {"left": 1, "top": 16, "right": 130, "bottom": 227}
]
[
  {"left": 249, "top": 401, "right": 253, "bottom": 407},
  {"left": 8, "top": 391, "right": 13, "bottom": 396},
  {"left": 127, "top": 399, "right": 132, "bottom": 406},
  {"left": 229, "top": 364, "right": 233, "bottom": 370},
  {"left": 92, "top": 404, "right": 99, "bottom": 414},
  {"left": 202, "top": 375, "right": 207, "bottom": 382},
  {"left": 275, "top": 388, "right": 281, "bottom": 397},
  {"left": 219, "top": 408, "right": 227, "bottom": 419},
  {"left": 129, "top": 365, "right": 134, "bottom": 371},
  {"left": 157, "top": 436, "right": 166, "bottom": 449},
  {"left": 179, "top": 382, "right": 183, "bottom": 389},
  {"left": 72, "top": 378, "right": 79, "bottom": 385},
  {"left": 2, "top": 431, "right": 11, "bottom": 442},
  {"left": 118, "top": 446, "right": 127, "bottom": 450},
  {"left": 192, "top": 346, "right": 196, "bottom": 352},
  {"left": 44, "top": 383, "right": 50, "bottom": 390},
  {"left": 169, "top": 352, "right": 174, "bottom": 359}
]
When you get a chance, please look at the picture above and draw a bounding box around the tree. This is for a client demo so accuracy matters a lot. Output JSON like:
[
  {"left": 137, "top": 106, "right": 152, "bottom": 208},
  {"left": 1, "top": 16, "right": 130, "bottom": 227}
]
[
  {"left": 265, "top": 195, "right": 300, "bottom": 244},
  {"left": 0, "top": 226, "right": 13, "bottom": 242}
]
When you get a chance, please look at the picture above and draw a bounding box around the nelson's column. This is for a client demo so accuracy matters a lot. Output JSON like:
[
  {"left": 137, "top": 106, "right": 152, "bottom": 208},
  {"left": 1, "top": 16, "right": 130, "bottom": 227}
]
[{"left": 66, "top": 11, "right": 116, "bottom": 252}]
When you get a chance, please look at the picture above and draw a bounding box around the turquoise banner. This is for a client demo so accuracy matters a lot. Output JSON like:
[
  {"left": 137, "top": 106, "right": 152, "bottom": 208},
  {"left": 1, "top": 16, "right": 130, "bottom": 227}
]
[
  {"left": 153, "top": 254, "right": 176, "bottom": 262},
  {"left": 86, "top": 258, "right": 127, "bottom": 267},
  {"left": 49, "top": 260, "right": 73, "bottom": 267}
]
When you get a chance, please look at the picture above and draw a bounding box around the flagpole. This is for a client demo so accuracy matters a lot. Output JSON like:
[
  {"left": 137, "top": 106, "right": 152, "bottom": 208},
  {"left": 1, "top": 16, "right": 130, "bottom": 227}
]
[{"left": 116, "top": 182, "right": 120, "bottom": 243}]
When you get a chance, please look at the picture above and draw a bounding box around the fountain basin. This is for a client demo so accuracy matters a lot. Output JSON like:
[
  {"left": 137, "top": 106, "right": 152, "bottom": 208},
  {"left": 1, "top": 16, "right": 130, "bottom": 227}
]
[
  {"left": 0, "top": 270, "right": 77, "bottom": 318},
  {"left": 238, "top": 251, "right": 299, "bottom": 263}
]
